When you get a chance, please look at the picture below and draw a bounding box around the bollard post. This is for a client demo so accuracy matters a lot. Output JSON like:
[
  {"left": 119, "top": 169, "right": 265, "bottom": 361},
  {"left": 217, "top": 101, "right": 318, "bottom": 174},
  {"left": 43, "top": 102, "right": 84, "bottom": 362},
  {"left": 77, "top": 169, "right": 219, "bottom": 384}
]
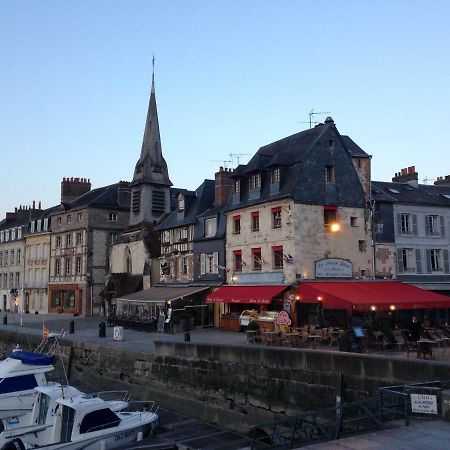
[
  {"left": 69, "top": 320, "right": 75, "bottom": 334},
  {"left": 184, "top": 332, "right": 190, "bottom": 342},
  {"left": 3, "top": 315, "right": 7, "bottom": 325}
]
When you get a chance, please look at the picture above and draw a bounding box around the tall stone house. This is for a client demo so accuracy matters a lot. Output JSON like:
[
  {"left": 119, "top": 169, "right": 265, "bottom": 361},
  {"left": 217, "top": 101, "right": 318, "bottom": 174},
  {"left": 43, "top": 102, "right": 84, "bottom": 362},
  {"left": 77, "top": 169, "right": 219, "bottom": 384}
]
[
  {"left": 24, "top": 206, "right": 59, "bottom": 314},
  {"left": 372, "top": 167, "right": 450, "bottom": 299},
  {"left": 48, "top": 177, "right": 130, "bottom": 315},
  {"left": 224, "top": 117, "right": 372, "bottom": 286},
  {"left": 0, "top": 204, "right": 42, "bottom": 312}
]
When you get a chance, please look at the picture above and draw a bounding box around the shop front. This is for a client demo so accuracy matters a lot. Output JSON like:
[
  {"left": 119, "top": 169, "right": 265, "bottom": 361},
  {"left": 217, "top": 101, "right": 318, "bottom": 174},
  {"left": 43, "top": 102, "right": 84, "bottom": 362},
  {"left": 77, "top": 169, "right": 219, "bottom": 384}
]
[
  {"left": 206, "top": 285, "right": 289, "bottom": 331},
  {"left": 48, "top": 284, "right": 83, "bottom": 315}
]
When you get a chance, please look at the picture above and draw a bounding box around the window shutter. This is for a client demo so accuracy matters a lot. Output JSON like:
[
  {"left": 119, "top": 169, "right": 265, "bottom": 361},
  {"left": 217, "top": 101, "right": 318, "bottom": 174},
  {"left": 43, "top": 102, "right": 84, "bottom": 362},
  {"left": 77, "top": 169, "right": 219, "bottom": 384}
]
[
  {"left": 396, "top": 214, "right": 402, "bottom": 235},
  {"left": 200, "top": 254, "right": 206, "bottom": 275},
  {"left": 412, "top": 214, "right": 417, "bottom": 235},
  {"left": 440, "top": 216, "right": 446, "bottom": 238},
  {"left": 425, "top": 216, "right": 430, "bottom": 236},
  {"left": 444, "top": 250, "right": 449, "bottom": 274},
  {"left": 425, "top": 249, "right": 432, "bottom": 273},
  {"left": 213, "top": 252, "right": 219, "bottom": 274},
  {"left": 396, "top": 249, "right": 404, "bottom": 274},
  {"left": 415, "top": 249, "right": 422, "bottom": 274}
]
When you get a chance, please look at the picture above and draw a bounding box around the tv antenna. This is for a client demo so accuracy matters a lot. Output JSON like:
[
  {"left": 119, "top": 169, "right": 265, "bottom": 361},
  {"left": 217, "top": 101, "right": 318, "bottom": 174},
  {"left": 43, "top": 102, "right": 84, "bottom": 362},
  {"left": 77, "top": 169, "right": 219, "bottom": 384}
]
[
  {"left": 299, "top": 109, "right": 330, "bottom": 129},
  {"left": 423, "top": 177, "right": 431, "bottom": 185},
  {"left": 210, "top": 159, "right": 232, "bottom": 169},
  {"left": 230, "top": 152, "right": 250, "bottom": 166}
]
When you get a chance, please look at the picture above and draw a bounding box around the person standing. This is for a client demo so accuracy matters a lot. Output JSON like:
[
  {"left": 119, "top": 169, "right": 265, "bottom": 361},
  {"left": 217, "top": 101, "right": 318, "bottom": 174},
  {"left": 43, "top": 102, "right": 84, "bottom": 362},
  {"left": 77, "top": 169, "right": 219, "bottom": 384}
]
[{"left": 409, "top": 316, "right": 422, "bottom": 342}]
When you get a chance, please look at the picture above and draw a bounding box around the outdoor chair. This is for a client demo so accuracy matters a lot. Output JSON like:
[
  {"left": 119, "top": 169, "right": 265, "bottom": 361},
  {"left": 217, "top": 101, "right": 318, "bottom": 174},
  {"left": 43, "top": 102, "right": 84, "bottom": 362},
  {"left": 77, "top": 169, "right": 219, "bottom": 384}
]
[
  {"left": 434, "top": 329, "right": 450, "bottom": 346},
  {"left": 401, "top": 330, "right": 418, "bottom": 358},
  {"left": 371, "top": 332, "right": 389, "bottom": 351},
  {"left": 392, "top": 330, "right": 407, "bottom": 352}
]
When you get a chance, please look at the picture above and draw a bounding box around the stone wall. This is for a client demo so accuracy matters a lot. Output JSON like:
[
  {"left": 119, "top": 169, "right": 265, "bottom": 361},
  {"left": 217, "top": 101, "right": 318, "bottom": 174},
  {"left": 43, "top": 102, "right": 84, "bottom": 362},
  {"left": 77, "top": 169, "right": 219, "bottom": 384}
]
[{"left": 1, "top": 330, "right": 450, "bottom": 434}]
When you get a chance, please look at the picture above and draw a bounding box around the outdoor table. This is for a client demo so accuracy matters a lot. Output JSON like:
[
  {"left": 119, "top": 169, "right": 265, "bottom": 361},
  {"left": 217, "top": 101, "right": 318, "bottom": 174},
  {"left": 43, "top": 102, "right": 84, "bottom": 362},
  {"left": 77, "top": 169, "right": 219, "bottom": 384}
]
[
  {"left": 262, "top": 331, "right": 279, "bottom": 346},
  {"left": 417, "top": 339, "right": 434, "bottom": 359},
  {"left": 307, "top": 334, "right": 321, "bottom": 348},
  {"left": 284, "top": 333, "right": 301, "bottom": 347}
]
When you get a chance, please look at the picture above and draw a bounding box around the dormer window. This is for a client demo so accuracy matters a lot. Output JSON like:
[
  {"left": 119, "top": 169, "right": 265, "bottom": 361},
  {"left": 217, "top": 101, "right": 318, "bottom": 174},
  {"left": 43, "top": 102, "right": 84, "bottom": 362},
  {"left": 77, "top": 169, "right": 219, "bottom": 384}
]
[
  {"left": 178, "top": 194, "right": 185, "bottom": 211},
  {"left": 329, "top": 139, "right": 335, "bottom": 149},
  {"left": 249, "top": 173, "right": 261, "bottom": 190},
  {"left": 233, "top": 180, "right": 240, "bottom": 194},
  {"left": 205, "top": 218, "right": 217, "bottom": 237},
  {"left": 270, "top": 167, "right": 280, "bottom": 184},
  {"left": 325, "top": 165, "right": 335, "bottom": 183}
]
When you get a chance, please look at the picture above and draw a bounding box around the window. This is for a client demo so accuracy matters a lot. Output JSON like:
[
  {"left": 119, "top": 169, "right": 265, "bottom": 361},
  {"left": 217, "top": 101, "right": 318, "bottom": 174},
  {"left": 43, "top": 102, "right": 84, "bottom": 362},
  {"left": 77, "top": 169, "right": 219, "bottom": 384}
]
[
  {"left": 324, "top": 206, "right": 337, "bottom": 230},
  {"left": 233, "top": 250, "right": 242, "bottom": 272},
  {"left": 329, "top": 139, "right": 335, "bottom": 149},
  {"left": 233, "top": 180, "right": 240, "bottom": 194},
  {"left": 4, "top": 231, "right": 9, "bottom": 242},
  {"left": 351, "top": 217, "right": 358, "bottom": 227},
  {"left": 76, "top": 257, "right": 82, "bottom": 274},
  {"left": 79, "top": 408, "right": 120, "bottom": 434},
  {"left": 272, "top": 207, "right": 282, "bottom": 229},
  {"left": 273, "top": 246, "right": 284, "bottom": 269},
  {"left": 233, "top": 215, "right": 241, "bottom": 234},
  {"left": 0, "top": 375, "right": 37, "bottom": 395},
  {"left": 55, "top": 259, "right": 61, "bottom": 276},
  {"left": 249, "top": 173, "right": 261, "bottom": 190},
  {"left": 358, "top": 240, "right": 367, "bottom": 252},
  {"left": 37, "top": 220, "right": 42, "bottom": 232},
  {"left": 251, "top": 211, "right": 259, "bottom": 232},
  {"left": 109, "top": 233, "right": 117, "bottom": 246},
  {"left": 181, "top": 256, "right": 188, "bottom": 275},
  {"left": 178, "top": 197, "right": 185, "bottom": 212},
  {"left": 270, "top": 167, "right": 280, "bottom": 184},
  {"left": 57, "top": 217, "right": 62, "bottom": 226},
  {"left": 77, "top": 213, "right": 83, "bottom": 222},
  {"left": 17, "top": 228, "right": 22, "bottom": 239},
  {"left": 325, "top": 165, "right": 335, "bottom": 182},
  {"left": 11, "top": 229, "right": 16, "bottom": 240},
  {"left": 401, "top": 248, "right": 415, "bottom": 271},
  {"left": 15, "top": 272, "right": 20, "bottom": 286},
  {"left": 152, "top": 164, "right": 162, "bottom": 173},
  {"left": 375, "top": 220, "right": 384, "bottom": 233},
  {"left": 43, "top": 218, "right": 49, "bottom": 231},
  {"left": 65, "top": 258, "right": 71, "bottom": 275},
  {"left": 10, "top": 250, "right": 14, "bottom": 266},
  {"left": 56, "top": 236, "right": 62, "bottom": 248},
  {"left": 180, "top": 227, "right": 188, "bottom": 240},
  {"left": 0, "top": 231, "right": 3, "bottom": 242},
  {"left": 401, "top": 213, "right": 412, "bottom": 234},
  {"left": 201, "top": 252, "right": 218, "bottom": 274},
  {"left": 31, "top": 222, "right": 35, "bottom": 233},
  {"left": 161, "top": 230, "right": 170, "bottom": 243},
  {"left": 76, "top": 232, "right": 83, "bottom": 245},
  {"left": 252, "top": 248, "right": 262, "bottom": 271},
  {"left": 67, "top": 215, "right": 72, "bottom": 225},
  {"left": 16, "top": 249, "right": 21, "bottom": 264},
  {"left": 131, "top": 189, "right": 141, "bottom": 213},
  {"left": 4, "top": 251, "right": 8, "bottom": 266},
  {"left": 108, "top": 213, "right": 118, "bottom": 222},
  {"left": 0, "top": 252, "right": 2, "bottom": 266},
  {"left": 427, "top": 215, "right": 439, "bottom": 235},
  {"left": 66, "top": 234, "right": 72, "bottom": 247},
  {"left": 430, "top": 249, "right": 442, "bottom": 271},
  {"left": 204, "top": 218, "right": 217, "bottom": 237}
]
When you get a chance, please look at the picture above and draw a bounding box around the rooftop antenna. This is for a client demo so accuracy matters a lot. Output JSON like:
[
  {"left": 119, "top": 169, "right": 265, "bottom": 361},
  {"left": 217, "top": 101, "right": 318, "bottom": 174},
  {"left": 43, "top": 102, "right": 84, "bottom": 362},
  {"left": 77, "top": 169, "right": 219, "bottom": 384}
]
[
  {"left": 230, "top": 152, "right": 250, "bottom": 166},
  {"left": 210, "top": 159, "right": 232, "bottom": 169},
  {"left": 305, "top": 109, "right": 330, "bottom": 129},
  {"left": 423, "top": 177, "right": 431, "bottom": 185}
]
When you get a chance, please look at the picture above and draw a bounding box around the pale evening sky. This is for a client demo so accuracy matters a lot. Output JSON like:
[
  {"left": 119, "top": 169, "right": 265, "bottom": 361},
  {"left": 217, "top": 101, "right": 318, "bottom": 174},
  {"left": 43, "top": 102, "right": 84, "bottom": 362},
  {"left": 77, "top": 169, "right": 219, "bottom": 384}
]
[{"left": 1, "top": 0, "right": 450, "bottom": 218}]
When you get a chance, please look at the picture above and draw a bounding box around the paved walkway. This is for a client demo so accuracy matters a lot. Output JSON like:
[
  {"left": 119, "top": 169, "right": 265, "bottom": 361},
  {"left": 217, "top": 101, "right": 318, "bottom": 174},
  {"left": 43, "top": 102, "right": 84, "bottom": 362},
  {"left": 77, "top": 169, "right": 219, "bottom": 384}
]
[{"left": 301, "top": 418, "right": 450, "bottom": 449}]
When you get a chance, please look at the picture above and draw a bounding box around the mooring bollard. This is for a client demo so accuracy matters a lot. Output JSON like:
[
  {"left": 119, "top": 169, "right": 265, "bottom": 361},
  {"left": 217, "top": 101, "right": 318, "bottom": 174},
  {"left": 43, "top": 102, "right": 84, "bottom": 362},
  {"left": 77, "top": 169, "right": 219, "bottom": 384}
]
[
  {"left": 3, "top": 315, "right": 7, "bottom": 325},
  {"left": 69, "top": 320, "right": 75, "bottom": 334}
]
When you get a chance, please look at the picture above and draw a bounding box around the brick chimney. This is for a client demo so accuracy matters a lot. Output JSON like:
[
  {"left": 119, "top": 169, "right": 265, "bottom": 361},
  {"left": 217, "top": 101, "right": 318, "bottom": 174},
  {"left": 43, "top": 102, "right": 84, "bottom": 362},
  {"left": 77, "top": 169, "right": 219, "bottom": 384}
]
[
  {"left": 117, "top": 181, "right": 131, "bottom": 208},
  {"left": 61, "top": 177, "right": 91, "bottom": 204},
  {"left": 392, "top": 166, "right": 418, "bottom": 188},
  {"left": 214, "top": 167, "right": 233, "bottom": 207},
  {"left": 434, "top": 175, "right": 450, "bottom": 186}
]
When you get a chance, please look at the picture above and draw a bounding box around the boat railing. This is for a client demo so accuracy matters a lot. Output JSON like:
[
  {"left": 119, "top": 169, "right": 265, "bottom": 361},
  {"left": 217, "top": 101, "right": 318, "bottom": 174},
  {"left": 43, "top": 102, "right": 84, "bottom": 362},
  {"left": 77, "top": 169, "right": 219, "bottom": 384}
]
[
  {"left": 86, "top": 390, "right": 131, "bottom": 403},
  {"left": 123, "top": 400, "right": 159, "bottom": 414}
]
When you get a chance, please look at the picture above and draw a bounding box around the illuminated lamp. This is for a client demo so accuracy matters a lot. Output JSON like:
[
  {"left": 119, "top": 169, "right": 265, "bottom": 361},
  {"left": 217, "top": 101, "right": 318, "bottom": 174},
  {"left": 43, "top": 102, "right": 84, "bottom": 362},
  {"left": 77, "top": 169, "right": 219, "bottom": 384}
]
[
  {"left": 370, "top": 305, "right": 377, "bottom": 312},
  {"left": 389, "top": 304, "right": 396, "bottom": 311}
]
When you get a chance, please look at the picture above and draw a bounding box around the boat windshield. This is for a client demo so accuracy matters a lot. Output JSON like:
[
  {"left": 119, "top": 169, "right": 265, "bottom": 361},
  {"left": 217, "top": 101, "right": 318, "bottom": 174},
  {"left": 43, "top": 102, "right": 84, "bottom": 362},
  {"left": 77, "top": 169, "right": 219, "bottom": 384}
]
[
  {"left": 37, "top": 393, "right": 50, "bottom": 425},
  {"left": 0, "top": 375, "right": 37, "bottom": 394},
  {"left": 60, "top": 405, "right": 75, "bottom": 443}
]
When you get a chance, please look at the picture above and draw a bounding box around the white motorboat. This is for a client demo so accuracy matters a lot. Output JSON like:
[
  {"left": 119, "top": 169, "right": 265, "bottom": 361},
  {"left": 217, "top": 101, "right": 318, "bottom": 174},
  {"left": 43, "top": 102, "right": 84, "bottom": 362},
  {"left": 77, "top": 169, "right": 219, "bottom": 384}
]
[
  {"left": 0, "top": 351, "right": 55, "bottom": 420},
  {"left": 0, "top": 385, "right": 130, "bottom": 446},
  {"left": 0, "top": 393, "right": 158, "bottom": 450}
]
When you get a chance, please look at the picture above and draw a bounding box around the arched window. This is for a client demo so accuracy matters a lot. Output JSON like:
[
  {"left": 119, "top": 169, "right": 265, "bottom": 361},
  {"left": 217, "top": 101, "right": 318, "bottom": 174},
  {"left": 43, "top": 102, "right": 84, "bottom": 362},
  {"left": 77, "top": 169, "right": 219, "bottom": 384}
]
[{"left": 124, "top": 247, "right": 132, "bottom": 274}]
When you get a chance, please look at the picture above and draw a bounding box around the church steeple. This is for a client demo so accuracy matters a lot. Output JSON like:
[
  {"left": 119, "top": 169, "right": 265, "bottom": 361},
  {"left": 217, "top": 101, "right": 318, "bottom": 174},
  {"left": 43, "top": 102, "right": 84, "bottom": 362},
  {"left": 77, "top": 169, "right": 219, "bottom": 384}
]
[{"left": 129, "top": 61, "right": 172, "bottom": 227}]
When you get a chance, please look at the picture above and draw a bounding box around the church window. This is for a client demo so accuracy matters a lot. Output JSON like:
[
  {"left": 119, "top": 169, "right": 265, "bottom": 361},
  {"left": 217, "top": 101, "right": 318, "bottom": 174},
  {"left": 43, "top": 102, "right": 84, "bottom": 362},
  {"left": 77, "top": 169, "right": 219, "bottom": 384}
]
[
  {"left": 132, "top": 190, "right": 141, "bottom": 213},
  {"left": 152, "top": 164, "right": 162, "bottom": 173},
  {"left": 152, "top": 185, "right": 165, "bottom": 213}
]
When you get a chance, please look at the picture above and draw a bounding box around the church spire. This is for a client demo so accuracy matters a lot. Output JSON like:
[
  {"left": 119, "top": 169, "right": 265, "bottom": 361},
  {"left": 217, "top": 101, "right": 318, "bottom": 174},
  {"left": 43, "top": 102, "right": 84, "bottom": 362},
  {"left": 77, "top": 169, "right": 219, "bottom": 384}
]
[{"left": 129, "top": 59, "right": 172, "bottom": 226}]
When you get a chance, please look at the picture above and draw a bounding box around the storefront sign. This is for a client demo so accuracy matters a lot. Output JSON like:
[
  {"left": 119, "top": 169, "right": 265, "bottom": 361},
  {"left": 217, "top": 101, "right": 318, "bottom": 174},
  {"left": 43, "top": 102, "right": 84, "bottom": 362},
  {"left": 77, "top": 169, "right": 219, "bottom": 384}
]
[
  {"left": 315, "top": 259, "right": 352, "bottom": 278},
  {"left": 276, "top": 311, "right": 291, "bottom": 326},
  {"left": 411, "top": 394, "right": 438, "bottom": 415}
]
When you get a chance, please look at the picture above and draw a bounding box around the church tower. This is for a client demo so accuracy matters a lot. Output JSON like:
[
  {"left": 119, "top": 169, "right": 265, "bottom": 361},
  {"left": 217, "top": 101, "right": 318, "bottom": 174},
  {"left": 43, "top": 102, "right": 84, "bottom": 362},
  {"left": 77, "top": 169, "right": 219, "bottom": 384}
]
[{"left": 129, "top": 63, "right": 172, "bottom": 226}]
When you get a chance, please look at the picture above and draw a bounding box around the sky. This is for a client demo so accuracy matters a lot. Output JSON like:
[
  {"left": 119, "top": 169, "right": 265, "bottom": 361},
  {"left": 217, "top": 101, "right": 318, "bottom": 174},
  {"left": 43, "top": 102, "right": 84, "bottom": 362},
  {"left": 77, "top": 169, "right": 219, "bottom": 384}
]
[{"left": 1, "top": 0, "right": 450, "bottom": 218}]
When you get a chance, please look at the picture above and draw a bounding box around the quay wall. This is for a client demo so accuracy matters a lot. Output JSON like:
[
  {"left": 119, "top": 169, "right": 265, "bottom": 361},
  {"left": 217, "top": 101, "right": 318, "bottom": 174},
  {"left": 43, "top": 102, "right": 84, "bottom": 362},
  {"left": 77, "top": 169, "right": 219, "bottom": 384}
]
[{"left": 1, "top": 330, "right": 450, "bottom": 433}]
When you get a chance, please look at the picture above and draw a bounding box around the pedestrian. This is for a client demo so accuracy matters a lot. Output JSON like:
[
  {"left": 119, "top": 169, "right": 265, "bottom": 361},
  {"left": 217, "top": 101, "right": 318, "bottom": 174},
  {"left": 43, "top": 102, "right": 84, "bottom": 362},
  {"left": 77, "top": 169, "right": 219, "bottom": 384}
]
[{"left": 409, "top": 316, "right": 422, "bottom": 342}]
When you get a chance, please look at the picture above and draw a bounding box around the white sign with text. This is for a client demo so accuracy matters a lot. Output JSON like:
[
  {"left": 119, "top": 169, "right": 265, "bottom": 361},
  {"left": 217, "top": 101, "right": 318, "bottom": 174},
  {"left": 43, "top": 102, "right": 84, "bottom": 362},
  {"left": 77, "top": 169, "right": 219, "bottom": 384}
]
[
  {"left": 410, "top": 394, "right": 438, "bottom": 414},
  {"left": 315, "top": 258, "right": 352, "bottom": 278}
]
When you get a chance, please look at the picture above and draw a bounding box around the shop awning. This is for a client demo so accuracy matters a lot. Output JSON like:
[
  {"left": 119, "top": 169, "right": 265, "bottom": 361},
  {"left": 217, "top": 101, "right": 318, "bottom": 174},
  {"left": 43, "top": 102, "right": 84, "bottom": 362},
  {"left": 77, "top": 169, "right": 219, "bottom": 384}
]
[
  {"left": 299, "top": 281, "right": 450, "bottom": 313},
  {"left": 206, "top": 285, "right": 287, "bottom": 304},
  {"left": 117, "top": 286, "right": 209, "bottom": 306}
]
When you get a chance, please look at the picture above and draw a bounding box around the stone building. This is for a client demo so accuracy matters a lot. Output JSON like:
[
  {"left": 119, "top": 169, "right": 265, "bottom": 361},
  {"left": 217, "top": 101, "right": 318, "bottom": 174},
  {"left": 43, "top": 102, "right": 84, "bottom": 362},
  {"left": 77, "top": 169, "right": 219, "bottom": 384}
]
[
  {"left": 0, "top": 204, "right": 42, "bottom": 312},
  {"left": 372, "top": 167, "right": 450, "bottom": 299},
  {"left": 48, "top": 178, "right": 130, "bottom": 315},
  {"left": 24, "top": 206, "right": 59, "bottom": 313}
]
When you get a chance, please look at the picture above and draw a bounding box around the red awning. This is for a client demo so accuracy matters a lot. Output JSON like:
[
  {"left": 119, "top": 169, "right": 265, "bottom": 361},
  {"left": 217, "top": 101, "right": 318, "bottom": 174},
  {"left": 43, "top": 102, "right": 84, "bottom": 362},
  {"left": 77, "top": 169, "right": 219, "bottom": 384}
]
[
  {"left": 298, "top": 281, "right": 450, "bottom": 313},
  {"left": 206, "top": 285, "right": 287, "bottom": 304}
]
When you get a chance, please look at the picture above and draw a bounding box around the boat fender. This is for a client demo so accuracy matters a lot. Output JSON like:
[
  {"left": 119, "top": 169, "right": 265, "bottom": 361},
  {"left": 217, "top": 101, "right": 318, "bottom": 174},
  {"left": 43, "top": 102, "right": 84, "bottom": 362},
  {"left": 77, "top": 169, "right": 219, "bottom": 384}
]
[{"left": 0, "top": 438, "right": 25, "bottom": 450}]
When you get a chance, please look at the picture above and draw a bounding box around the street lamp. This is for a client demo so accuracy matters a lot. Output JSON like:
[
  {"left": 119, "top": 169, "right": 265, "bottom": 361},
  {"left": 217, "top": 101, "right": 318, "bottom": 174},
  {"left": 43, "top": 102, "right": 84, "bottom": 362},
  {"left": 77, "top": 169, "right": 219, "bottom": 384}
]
[{"left": 329, "top": 223, "right": 340, "bottom": 233}]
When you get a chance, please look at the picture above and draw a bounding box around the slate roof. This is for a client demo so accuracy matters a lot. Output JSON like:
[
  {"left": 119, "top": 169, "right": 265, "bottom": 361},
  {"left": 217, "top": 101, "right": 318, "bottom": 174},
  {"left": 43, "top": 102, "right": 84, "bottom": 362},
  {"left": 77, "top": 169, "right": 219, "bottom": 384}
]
[
  {"left": 225, "top": 119, "right": 368, "bottom": 211},
  {"left": 156, "top": 179, "right": 215, "bottom": 230},
  {"left": 372, "top": 181, "right": 450, "bottom": 207}
]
